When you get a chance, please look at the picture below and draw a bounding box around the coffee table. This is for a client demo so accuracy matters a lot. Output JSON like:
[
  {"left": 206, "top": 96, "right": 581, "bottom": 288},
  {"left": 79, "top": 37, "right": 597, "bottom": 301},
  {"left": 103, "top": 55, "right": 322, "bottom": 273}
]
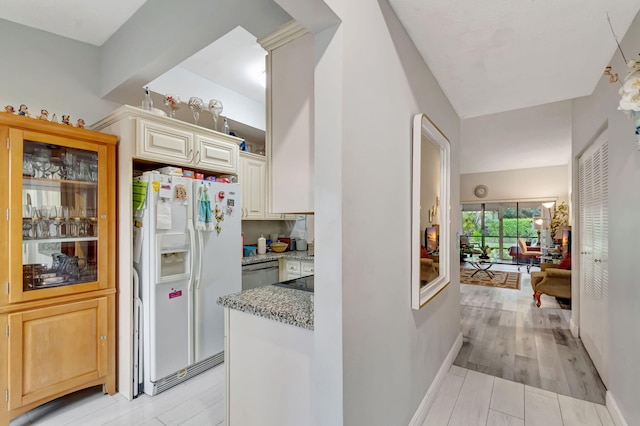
[{"left": 467, "top": 256, "right": 498, "bottom": 279}]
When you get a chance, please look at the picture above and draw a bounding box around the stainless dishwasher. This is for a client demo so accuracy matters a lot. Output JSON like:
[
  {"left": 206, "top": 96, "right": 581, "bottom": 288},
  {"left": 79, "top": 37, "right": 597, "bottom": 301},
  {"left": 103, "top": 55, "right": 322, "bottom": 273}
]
[{"left": 241, "top": 260, "right": 280, "bottom": 290}]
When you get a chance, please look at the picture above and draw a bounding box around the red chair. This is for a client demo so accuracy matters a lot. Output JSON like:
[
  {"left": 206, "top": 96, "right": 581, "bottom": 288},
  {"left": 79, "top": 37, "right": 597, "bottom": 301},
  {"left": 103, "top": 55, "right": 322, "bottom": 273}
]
[{"left": 517, "top": 238, "right": 541, "bottom": 272}]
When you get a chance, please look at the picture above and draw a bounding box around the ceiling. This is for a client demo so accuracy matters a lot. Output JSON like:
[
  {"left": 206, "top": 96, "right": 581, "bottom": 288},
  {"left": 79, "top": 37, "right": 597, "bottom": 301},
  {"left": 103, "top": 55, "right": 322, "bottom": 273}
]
[{"left": 2, "top": 0, "right": 639, "bottom": 174}]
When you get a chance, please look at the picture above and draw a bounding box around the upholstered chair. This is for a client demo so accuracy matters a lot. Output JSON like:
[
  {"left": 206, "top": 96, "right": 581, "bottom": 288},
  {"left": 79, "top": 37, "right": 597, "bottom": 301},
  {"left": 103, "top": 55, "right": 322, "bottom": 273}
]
[
  {"left": 530, "top": 262, "right": 571, "bottom": 307},
  {"left": 420, "top": 258, "right": 439, "bottom": 283}
]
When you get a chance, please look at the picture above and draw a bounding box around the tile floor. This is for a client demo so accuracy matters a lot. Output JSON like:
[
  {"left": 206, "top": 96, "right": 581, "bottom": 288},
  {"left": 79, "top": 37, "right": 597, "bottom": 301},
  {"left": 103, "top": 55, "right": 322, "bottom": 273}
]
[{"left": 423, "top": 365, "right": 615, "bottom": 426}]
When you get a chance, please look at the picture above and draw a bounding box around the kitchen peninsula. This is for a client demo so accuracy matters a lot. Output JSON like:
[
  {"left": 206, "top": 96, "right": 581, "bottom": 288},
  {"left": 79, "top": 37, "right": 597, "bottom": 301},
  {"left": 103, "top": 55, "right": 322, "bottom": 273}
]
[{"left": 218, "top": 275, "right": 314, "bottom": 426}]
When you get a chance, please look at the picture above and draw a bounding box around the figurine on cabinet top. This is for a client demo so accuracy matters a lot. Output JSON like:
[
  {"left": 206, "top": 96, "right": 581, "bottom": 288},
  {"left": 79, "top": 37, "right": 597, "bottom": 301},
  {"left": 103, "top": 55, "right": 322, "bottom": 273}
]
[
  {"left": 76, "top": 118, "right": 85, "bottom": 129},
  {"left": 61, "top": 115, "right": 71, "bottom": 125},
  {"left": 37, "top": 109, "right": 49, "bottom": 121},
  {"left": 3, "top": 105, "right": 14, "bottom": 113},
  {"left": 18, "top": 104, "right": 29, "bottom": 116}
]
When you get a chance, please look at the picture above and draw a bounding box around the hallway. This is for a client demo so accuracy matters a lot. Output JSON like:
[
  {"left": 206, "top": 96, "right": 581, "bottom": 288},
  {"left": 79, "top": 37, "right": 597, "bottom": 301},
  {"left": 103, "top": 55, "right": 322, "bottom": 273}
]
[{"left": 454, "top": 263, "right": 606, "bottom": 404}]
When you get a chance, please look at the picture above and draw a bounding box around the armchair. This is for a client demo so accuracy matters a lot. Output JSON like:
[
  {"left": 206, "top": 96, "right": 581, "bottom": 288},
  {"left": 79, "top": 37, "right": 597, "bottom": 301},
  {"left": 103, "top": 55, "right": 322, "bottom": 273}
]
[{"left": 530, "top": 263, "right": 571, "bottom": 307}]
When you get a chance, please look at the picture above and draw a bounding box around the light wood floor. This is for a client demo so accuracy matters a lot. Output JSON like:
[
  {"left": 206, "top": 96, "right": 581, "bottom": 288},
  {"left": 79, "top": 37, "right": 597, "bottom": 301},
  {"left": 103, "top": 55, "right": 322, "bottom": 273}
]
[{"left": 455, "top": 262, "right": 607, "bottom": 405}]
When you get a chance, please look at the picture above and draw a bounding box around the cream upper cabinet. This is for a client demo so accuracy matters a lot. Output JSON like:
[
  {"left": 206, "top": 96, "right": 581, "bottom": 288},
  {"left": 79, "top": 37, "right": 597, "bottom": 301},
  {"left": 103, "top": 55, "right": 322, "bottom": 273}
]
[
  {"left": 239, "top": 152, "right": 267, "bottom": 220},
  {"left": 239, "top": 152, "right": 295, "bottom": 220},
  {"left": 137, "top": 119, "right": 194, "bottom": 164},
  {"left": 195, "top": 134, "right": 238, "bottom": 174},
  {"left": 93, "top": 105, "right": 241, "bottom": 175},
  {"left": 259, "top": 21, "right": 314, "bottom": 215}
]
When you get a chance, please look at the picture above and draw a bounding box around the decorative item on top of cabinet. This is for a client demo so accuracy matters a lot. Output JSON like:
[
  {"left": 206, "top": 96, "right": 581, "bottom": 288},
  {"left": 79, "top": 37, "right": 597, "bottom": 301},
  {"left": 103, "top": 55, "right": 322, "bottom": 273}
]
[
  {"left": 258, "top": 20, "right": 314, "bottom": 214},
  {"left": 0, "top": 112, "right": 117, "bottom": 425}
]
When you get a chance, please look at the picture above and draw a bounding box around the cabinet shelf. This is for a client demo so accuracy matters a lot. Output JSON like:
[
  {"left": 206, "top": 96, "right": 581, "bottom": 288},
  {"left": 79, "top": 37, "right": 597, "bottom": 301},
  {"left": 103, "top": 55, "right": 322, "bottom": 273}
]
[
  {"left": 22, "top": 236, "right": 98, "bottom": 245},
  {"left": 23, "top": 176, "right": 97, "bottom": 189}
]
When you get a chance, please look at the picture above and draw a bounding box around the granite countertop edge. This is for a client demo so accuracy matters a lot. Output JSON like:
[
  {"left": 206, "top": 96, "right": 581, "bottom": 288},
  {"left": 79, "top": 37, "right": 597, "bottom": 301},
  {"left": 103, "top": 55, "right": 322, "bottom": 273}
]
[
  {"left": 218, "top": 285, "right": 314, "bottom": 331},
  {"left": 241, "top": 251, "right": 314, "bottom": 265}
]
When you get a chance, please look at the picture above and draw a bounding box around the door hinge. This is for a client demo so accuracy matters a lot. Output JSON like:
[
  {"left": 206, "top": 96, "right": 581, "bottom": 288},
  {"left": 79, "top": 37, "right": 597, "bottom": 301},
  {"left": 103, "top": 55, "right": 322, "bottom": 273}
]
[
  {"left": 5, "top": 388, "right": 7, "bottom": 402},
  {"left": 5, "top": 282, "right": 8, "bottom": 295},
  {"left": 6, "top": 137, "right": 9, "bottom": 150},
  {"left": 6, "top": 208, "right": 9, "bottom": 221},
  {"left": 5, "top": 325, "right": 8, "bottom": 337}
]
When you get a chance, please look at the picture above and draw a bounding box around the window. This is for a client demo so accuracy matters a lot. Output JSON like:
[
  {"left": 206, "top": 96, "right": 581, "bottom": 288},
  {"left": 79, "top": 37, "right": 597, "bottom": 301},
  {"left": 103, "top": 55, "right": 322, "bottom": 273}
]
[{"left": 461, "top": 202, "right": 546, "bottom": 261}]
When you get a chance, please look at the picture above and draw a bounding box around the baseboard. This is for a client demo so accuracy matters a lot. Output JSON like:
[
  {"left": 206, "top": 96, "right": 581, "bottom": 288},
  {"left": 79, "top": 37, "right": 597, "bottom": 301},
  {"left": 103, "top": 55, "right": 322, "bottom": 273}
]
[
  {"left": 606, "top": 391, "right": 628, "bottom": 426},
  {"left": 569, "top": 318, "right": 579, "bottom": 338},
  {"left": 408, "top": 332, "right": 463, "bottom": 426}
]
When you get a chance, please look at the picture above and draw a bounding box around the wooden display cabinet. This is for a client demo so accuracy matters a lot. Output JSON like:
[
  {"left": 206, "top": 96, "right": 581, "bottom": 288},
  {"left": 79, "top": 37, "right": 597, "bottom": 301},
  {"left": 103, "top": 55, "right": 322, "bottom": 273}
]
[{"left": 0, "top": 114, "right": 116, "bottom": 425}]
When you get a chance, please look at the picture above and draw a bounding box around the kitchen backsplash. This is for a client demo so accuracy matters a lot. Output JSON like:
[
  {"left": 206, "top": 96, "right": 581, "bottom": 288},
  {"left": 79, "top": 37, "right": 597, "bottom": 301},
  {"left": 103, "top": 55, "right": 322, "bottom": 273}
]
[
  {"left": 241, "top": 215, "right": 314, "bottom": 245},
  {"left": 241, "top": 220, "right": 294, "bottom": 245}
]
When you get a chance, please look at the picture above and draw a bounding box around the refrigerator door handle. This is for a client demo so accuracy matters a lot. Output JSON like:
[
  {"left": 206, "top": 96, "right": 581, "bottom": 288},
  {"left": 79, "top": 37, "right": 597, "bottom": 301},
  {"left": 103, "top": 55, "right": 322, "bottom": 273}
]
[
  {"left": 188, "top": 226, "right": 196, "bottom": 290},
  {"left": 195, "top": 229, "right": 204, "bottom": 289}
]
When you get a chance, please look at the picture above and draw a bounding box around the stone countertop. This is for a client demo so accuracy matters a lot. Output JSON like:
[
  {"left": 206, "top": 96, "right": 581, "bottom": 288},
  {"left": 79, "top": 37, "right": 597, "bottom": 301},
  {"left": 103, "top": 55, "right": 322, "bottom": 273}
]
[
  {"left": 241, "top": 250, "right": 314, "bottom": 266},
  {"left": 218, "top": 285, "right": 314, "bottom": 330}
]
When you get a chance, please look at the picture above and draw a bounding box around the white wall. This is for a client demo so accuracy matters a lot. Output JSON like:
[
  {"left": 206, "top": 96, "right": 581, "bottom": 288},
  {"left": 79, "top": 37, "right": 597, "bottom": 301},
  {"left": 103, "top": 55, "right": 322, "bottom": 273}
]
[
  {"left": 572, "top": 10, "right": 640, "bottom": 423},
  {"left": 460, "top": 165, "right": 569, "bottom": 204},
  {"left": 301, "top": 0, "right": 462, "bottom": 424},
  {"left": 459, "top": 101, "right": 572, "bottom": 174}
]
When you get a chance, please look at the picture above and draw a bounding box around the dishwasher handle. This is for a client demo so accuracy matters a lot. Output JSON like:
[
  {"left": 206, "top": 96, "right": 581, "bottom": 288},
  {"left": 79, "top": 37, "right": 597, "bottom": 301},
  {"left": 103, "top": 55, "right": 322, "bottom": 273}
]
[{"left": 242, "top": 260, "right": 279, "bottom": 272}]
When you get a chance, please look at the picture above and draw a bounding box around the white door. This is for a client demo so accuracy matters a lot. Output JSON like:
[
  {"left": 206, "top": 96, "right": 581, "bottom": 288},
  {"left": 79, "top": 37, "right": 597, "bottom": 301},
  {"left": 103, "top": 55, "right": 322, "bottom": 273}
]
[{"left": 579, "top": 132, "right": 609, "bottom": 386}]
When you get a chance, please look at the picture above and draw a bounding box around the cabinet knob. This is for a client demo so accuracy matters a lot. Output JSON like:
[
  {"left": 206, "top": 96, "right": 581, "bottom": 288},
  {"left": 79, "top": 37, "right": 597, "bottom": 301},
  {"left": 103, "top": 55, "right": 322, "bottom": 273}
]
[
  {"left": 101, "top": 215, "right": 107, "bottom": 219},
  {"left": 100, "top": 335, "right": 106, "bottom": 340}
]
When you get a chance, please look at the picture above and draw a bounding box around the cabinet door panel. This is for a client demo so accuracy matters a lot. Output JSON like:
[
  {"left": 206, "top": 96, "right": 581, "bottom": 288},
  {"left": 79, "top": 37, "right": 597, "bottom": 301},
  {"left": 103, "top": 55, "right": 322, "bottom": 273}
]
[
  {"left": 196, "top": 135, "right": 238, "bottom": 174},
  {"left": 285, "top": 260, "right": 301, "bottom": 274},
  {"left": 8, "top": 298, "right": 108, "bottom": 409},
  {"left": 301, "top": 261, "right": 314, "bottom": 277},
  {"left": 242, "top": 157, "right": 266, "bottom": 220},
  {"left": 137, "top": 120, "right": 193, "bottom": 164},
  {"left": 10, "top": 130, "right": 111, "bottom": 303}
]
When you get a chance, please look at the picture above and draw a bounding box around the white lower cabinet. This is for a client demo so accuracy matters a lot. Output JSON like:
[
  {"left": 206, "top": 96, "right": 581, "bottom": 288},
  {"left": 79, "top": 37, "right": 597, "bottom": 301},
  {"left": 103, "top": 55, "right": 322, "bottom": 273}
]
[
  {"left": 280, "top": 259, "right": 314, "bottom": 281},
  {"left": 224, "top": 308, "right": 312, "bottom": 426},
  {"left": 301, "top": 260, "right": 314, "bottom": 276}
]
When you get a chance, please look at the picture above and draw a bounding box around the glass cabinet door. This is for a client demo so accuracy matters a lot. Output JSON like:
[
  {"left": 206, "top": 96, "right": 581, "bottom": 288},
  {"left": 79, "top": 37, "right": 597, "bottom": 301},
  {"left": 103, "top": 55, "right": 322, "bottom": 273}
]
[{"left": 20, "top": 139, "right": 103, "bottom": 294}]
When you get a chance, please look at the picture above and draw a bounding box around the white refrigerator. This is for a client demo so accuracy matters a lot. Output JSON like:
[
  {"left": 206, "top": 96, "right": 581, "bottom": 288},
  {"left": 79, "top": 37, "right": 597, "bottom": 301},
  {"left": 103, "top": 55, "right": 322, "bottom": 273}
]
[{"left": 133, "top": 172, "right": 242, "bottom": 396}]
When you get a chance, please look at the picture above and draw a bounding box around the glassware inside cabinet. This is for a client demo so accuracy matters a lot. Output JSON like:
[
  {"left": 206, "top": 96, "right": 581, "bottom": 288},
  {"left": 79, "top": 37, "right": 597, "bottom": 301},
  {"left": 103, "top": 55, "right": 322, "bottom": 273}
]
[{"left": 22, "top": 141, "right": 99, "bottom": 291}]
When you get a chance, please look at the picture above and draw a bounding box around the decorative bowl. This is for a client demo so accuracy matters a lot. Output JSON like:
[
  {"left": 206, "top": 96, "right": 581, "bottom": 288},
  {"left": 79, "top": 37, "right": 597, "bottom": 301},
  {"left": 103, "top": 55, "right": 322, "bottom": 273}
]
[{"left": 270, "top": 242, "right": 288, "bottom": 253}]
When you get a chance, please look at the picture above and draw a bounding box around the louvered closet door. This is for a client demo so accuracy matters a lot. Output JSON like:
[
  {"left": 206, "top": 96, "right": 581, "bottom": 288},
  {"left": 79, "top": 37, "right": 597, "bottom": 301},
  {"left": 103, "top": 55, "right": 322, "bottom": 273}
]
[{"left": 579, "top": 131, "right": 609, "bottom": 387}]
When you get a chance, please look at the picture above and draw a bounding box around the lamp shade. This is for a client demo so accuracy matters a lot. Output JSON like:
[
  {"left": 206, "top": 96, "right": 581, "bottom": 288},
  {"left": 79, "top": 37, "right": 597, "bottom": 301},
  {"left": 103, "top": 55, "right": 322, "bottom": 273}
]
[
  {"left": 542, "top": 201, "right": 556, "bottom": 209},
  {"left": 533, "top": 217, "right": 546, "bottom": 230}
]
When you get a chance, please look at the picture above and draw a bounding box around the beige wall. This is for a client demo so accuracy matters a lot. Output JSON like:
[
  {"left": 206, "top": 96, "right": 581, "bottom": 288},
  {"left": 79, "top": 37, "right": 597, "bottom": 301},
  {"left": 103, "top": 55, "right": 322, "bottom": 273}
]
[{"left": 460, "top": 165, "right": 569, "bottom": 204}]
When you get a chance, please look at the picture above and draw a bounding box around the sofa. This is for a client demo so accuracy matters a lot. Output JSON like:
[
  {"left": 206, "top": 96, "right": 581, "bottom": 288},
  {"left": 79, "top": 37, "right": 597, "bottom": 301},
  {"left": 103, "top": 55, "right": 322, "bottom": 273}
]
[{"left": 530, "top": 262, "right": 571, "bottom": 307}]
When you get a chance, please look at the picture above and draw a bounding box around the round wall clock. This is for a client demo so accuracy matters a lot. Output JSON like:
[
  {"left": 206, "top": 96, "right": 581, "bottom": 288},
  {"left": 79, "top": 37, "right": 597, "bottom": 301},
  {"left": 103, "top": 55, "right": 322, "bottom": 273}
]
[{"left": 474, "top": 185, "right": 488, "bottom": 198}]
